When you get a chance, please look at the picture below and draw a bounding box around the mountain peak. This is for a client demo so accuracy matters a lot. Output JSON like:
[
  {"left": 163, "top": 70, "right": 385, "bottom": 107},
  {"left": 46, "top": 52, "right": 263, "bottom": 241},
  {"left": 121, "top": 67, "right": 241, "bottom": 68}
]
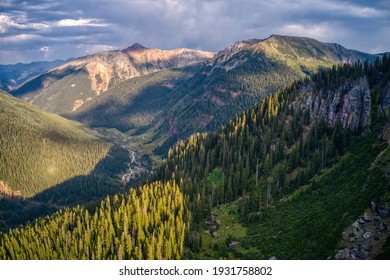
[{"left": 126, "top": 43, "right": 148, "bottom": 51}]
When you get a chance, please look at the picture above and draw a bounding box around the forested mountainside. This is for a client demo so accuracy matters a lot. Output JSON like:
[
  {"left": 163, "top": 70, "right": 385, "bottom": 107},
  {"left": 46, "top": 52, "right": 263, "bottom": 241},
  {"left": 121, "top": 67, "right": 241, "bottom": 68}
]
[
  {"left": 153, "top": 35, "right": 378, "bottom": 152},
  {"left": 0, "top": 180, "right": 187, "bottom": 260},
  {"left": 12, "top": 44, "right": 213, "bottom": 115},
  {"left": 155, "top": 55, "right": 390, "bottom": 259},
  {"left": 0, "top": 90, "right": 132, "bottom": 231},
  {"left": 1, "top": 54, "right": 389, "bottom": 260},
  {"left": 0, "top": 60, "right": 67, "bottom": 92},
  {"left": 0, "top": 90, "right": 112, "bottom": 197}
]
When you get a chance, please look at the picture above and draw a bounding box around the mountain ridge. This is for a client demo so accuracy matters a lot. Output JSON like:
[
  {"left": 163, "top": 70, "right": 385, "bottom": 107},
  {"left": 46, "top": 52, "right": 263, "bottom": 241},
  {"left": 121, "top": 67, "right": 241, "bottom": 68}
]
[{"left": 12, "top": 44, "right": 214, "bottom": 114}]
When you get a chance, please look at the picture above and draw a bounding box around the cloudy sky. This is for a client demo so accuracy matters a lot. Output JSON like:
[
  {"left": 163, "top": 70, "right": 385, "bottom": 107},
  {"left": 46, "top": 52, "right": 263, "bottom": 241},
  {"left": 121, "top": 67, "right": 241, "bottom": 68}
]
[{"left": 0, "top": 0, "right": 389, "bottom": 64}]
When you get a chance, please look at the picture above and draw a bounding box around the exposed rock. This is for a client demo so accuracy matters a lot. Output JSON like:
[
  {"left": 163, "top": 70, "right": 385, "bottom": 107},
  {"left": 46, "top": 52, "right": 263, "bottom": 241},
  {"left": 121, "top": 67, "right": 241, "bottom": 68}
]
[
  {"left": 212, "top": 232, "right": 220, "bottom": 238},
  {"left": 268, "top": 256, "right": 278, "bottom": 260},
  {"left": 352, "top": 221, "right": 365, "bottom": 238},
  {"left": 379, "top": 83, "right": 390, "bottom": 116},
  {"left": 229, "top": 242, "right": 239, "bottom": 249},
  {"left": 378, "top": 208, "right": 389, "bottom": 218},
  {"left": 363, "top": 232, "right": 371, "bottom": 239},
  {"left": 363, "top": 212, "right": 372, "bottom": 222},
  {"left": 299, "top": 77, "right": 371, "bottom": 131},
  {"left": 203, "top": 230, "right": 210, "bottom": 235},
  {"left": 335, "top": 248, "right": 352, "bottom": 260},
  {"left": 337, "top": 203, "right": 390, "bottom": 260}
]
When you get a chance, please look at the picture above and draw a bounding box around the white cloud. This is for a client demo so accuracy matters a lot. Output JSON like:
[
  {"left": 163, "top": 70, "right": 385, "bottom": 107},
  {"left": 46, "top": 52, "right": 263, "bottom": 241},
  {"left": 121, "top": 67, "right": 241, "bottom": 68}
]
[
  {"left": 0, "top": 13, "right": 49, "bottom": 33},
  {"left": 276, "top": 22, "right": 346, "bottom": 42},
  {"left": 56, "top": 18, "right": 109, "bottom": 27},
  {"left": 0, "top": 33, "right": 42, "bottom": 43},
  {"left": 318, "top": 1, "right": 386, "bottom": 18},
  {"left": 84, "top": 44, "right": 114, "bottom": 54}
]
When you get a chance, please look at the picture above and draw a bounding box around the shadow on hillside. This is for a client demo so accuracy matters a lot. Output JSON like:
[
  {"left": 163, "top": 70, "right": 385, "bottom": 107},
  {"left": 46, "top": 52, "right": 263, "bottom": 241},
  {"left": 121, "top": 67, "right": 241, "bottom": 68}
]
[
  {"left": 0, "top": 145, "right": 132, "bottom": 232},
  {"left": 32, "top": 145, "right": 130, "bottom": 206}
]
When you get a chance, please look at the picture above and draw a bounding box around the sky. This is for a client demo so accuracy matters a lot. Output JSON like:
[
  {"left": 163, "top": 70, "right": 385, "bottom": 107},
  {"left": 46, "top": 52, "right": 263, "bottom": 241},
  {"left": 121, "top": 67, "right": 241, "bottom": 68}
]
[{"left": 0, "top": 0, "right": 389, "bottom": 64}]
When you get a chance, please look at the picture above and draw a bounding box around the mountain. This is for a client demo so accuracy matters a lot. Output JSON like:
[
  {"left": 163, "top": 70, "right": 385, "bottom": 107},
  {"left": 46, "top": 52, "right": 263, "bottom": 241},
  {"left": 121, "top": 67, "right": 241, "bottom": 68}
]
[
  {"left": 0, "top": 90, "right": 112, "bottom": 198},
  {"left": 51, "top": 35, "right": 380, "bottom": 159},
  {"left": 155, "top": 54, "right": 390, "bottom": 259},
  {"left": 157, "top": 35, "right": 378, "bottom": 142},
  {"left": 2, "top": 54, "right": 389, "bottom": 260},
  {"left": 0, "top": 59, "right": 67, "bottom": 92},
  {"left": 10, "top": 36, "right": 379, "bottom": 159},
  {"left": 12, "top": 44, "right": 214, "bottom": 115}
]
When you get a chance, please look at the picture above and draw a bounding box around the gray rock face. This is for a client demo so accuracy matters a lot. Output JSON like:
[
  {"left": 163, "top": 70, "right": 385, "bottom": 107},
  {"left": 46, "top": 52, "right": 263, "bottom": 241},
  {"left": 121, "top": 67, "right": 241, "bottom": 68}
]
[
  {"left": 352, "top": 221, "right": 365, "bottom": 238},
  {"left": 379, "top": 83, "right": 390, "bottom": 116},
  {"left": 363, "top": 232, "right": 372, "bottom": 239},
  {"left": 363, "top": 212, "right": 372, "bottom": 222},
  {"left": 297, "top": 77, "right": 371, "bottom": 130}
]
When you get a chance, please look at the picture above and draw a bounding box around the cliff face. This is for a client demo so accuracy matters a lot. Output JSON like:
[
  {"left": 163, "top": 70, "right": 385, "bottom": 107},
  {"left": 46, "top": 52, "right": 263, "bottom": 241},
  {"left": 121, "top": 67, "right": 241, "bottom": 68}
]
[
  {"left": 294, "top": 77, "right": 371, "bottom": 130},
  {"left": 379, "top": 82, "right": 390, "bottom": 116}
]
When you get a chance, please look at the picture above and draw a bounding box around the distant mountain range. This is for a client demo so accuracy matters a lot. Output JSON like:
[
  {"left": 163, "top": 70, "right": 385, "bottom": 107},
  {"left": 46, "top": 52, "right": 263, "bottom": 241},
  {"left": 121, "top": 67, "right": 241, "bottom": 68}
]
[{"left": 0, "top": 59, "right": 68, "bottom": 92}]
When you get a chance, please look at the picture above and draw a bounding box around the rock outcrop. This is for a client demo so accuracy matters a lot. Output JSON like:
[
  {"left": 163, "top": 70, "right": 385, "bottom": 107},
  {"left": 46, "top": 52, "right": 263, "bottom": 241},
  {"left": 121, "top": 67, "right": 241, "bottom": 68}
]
[
  {"left": 379, "top": 82, "right": 390, "bottom": 116},
  {"left": 295, "top": 77, "right": 371, "bottom": 130},
  {"left": 335, "top": 202, "right": 390, "bottom": 260}
]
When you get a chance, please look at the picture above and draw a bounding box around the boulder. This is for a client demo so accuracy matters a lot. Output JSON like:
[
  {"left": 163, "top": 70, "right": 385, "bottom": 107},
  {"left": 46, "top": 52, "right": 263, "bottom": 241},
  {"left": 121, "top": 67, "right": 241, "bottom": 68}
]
[
  {"left": 378, "top": 208, "right": 388, "bottom": 218},
  {"left": 352, "top": 221, "right": 365, "bottom": 238},
  {"left": 268, "top": 256, "right": 278, "bottom": 260},
  {"left": 335, "top": 249, "right": 352, "bottom": 260},
  {"left": 363, "top": 232, "right": 371, "bottom": 239},
  {"left": 363, "top": 212, "right": 372, "bottom": 222},
  {"left": 229, "top": 242, "right": 239, "bottom": 249},
  {"left": 212, "top": 232, "right": 220, "bottom": 238}
]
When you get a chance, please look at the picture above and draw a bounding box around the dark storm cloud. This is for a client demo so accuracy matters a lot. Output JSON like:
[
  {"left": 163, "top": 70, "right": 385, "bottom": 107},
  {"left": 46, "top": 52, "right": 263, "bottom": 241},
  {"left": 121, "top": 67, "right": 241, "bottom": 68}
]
[{"left": 0, "top": 0, "right": 389, "bottom": 64}]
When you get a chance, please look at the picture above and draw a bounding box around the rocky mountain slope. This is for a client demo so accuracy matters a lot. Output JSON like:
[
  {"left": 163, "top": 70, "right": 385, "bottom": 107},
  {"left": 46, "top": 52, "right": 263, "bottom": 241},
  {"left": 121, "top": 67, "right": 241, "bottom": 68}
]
[{"left": 12, "top": 44, "right": 214, "bottom": 114}]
